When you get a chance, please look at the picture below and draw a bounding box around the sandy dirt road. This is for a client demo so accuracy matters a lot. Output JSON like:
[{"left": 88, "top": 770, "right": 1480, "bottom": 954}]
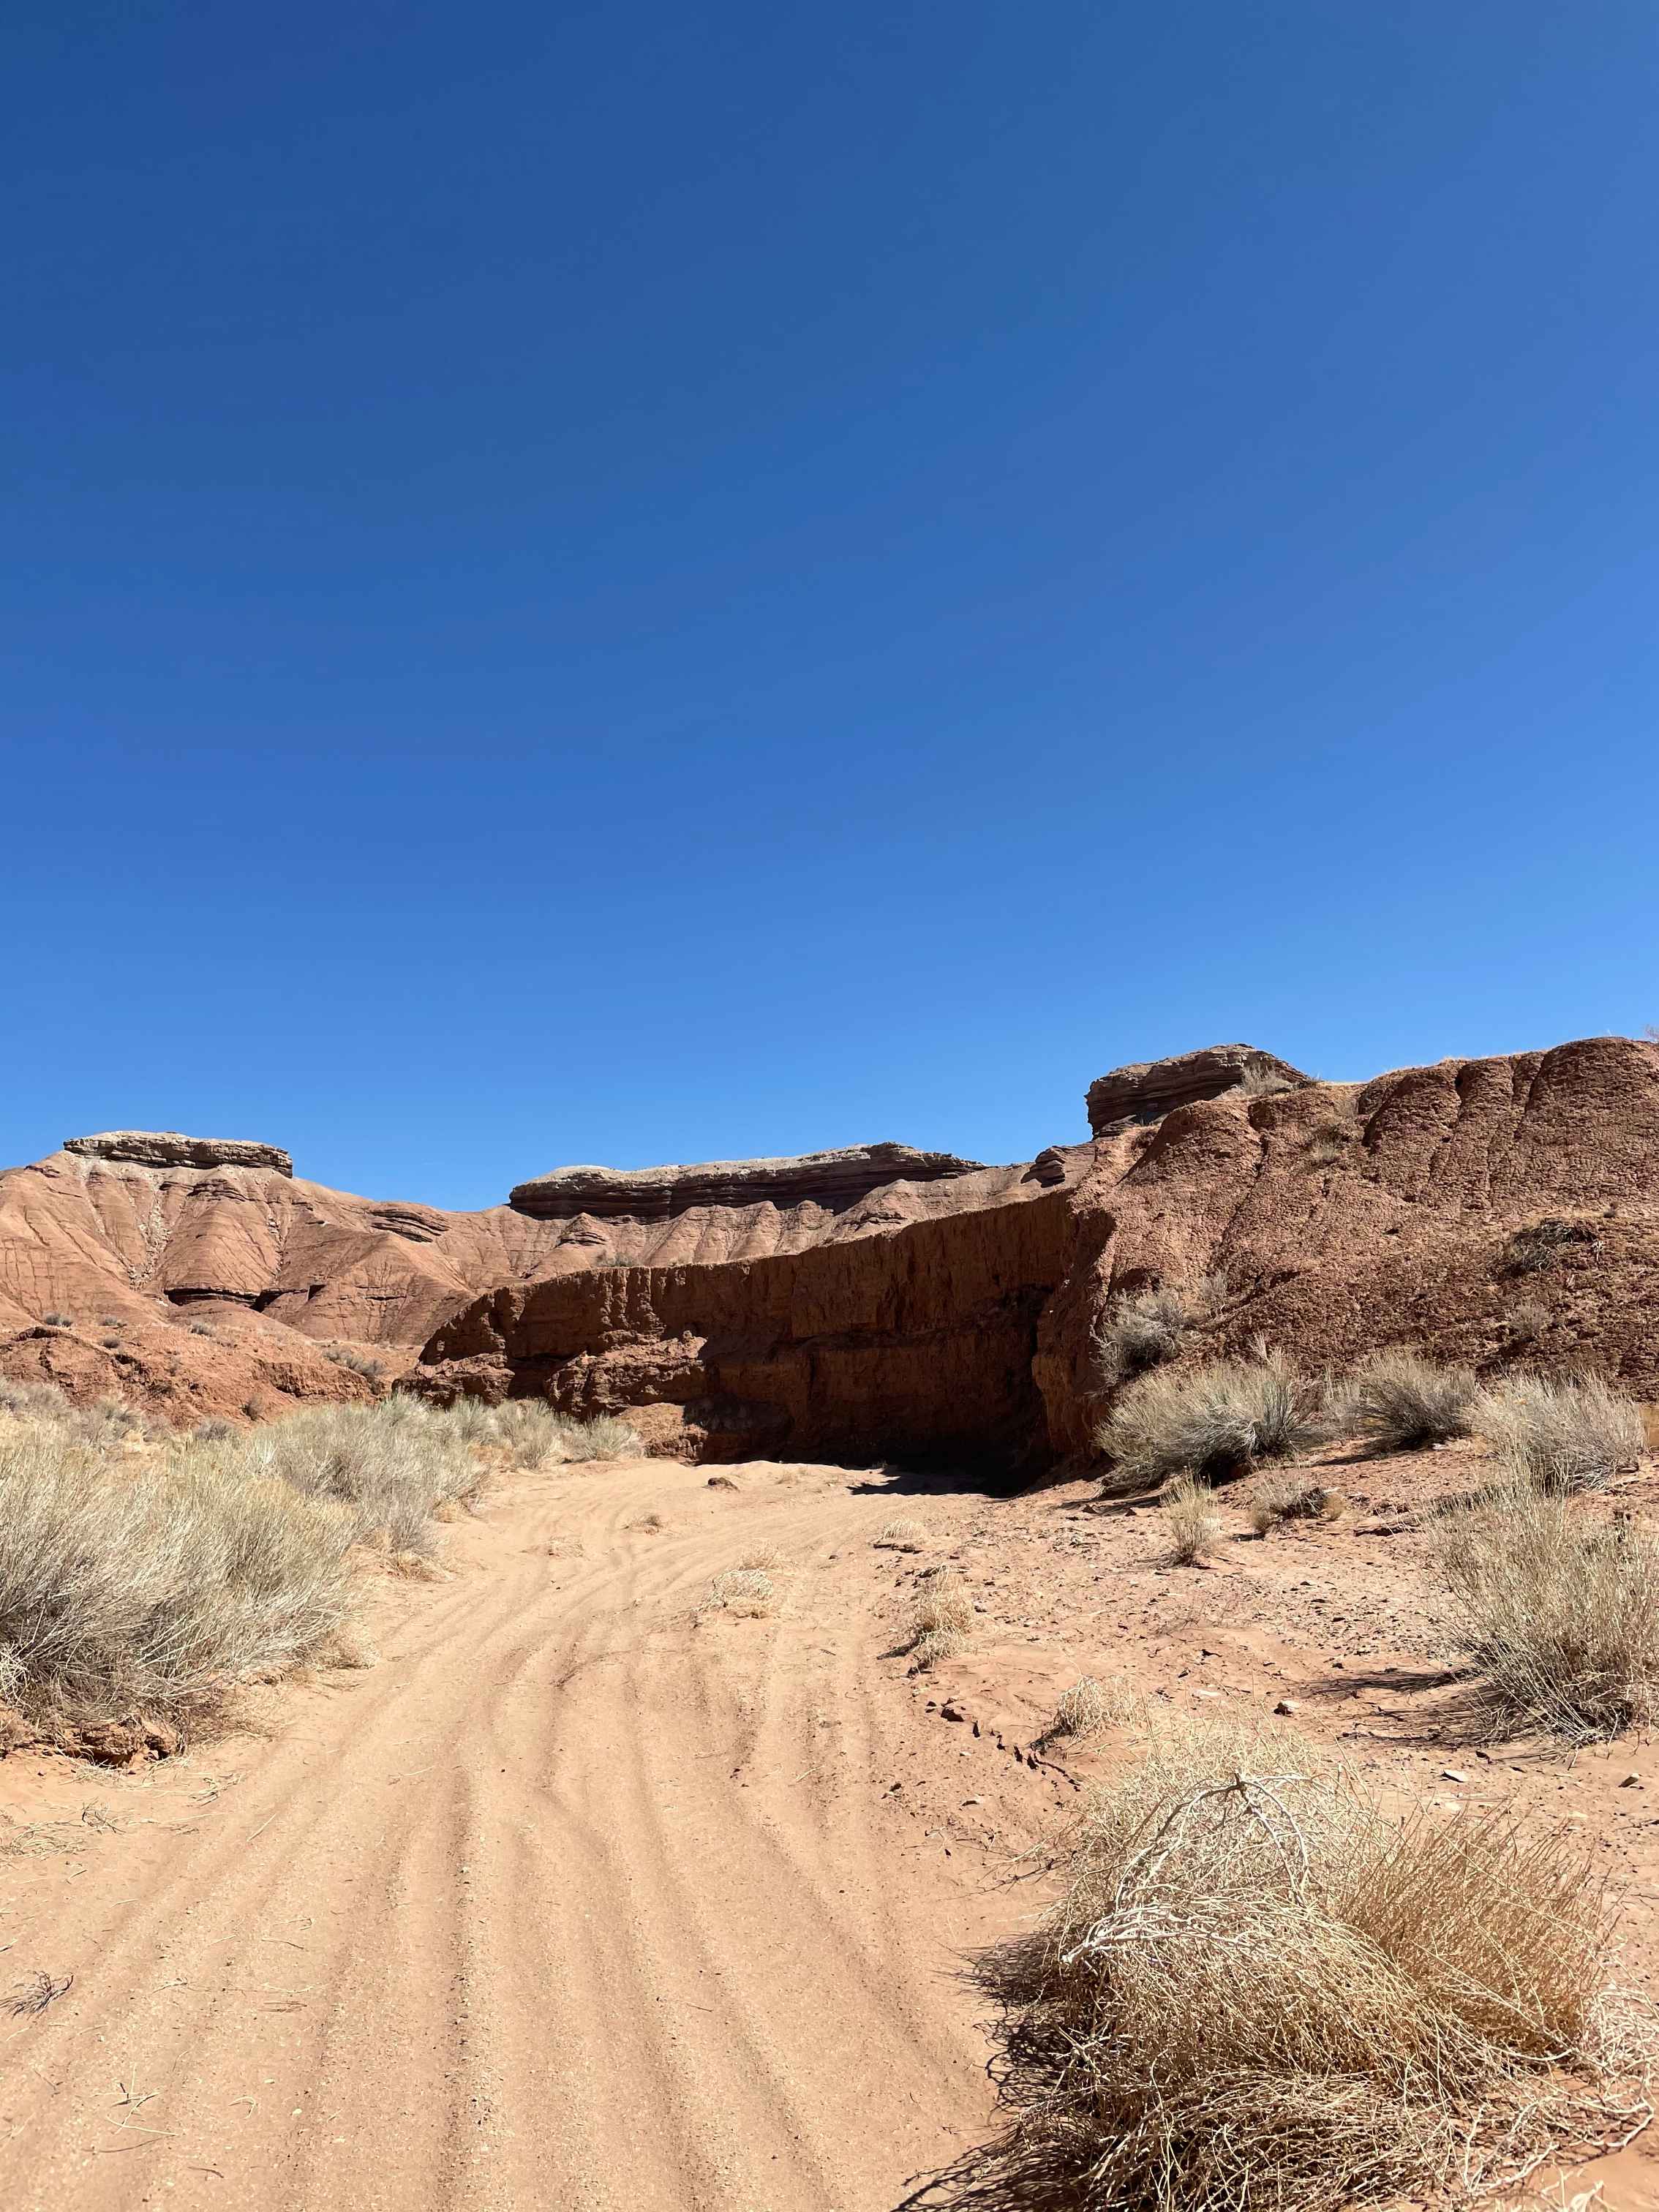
[{"left": 0, "top": 1461, "right": 1012, "bottom": 2212}]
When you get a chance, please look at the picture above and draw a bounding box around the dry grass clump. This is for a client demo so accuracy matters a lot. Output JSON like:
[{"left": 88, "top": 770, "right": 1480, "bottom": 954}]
[
  {"left": 1505, "top": 1216, "right": 1602, "bottom": 1276},
  {"left": 1098, "top": 1351, "right": 1323, "bottom": 1494},
  {"left": 1339, "top": 1350, "right": 1476, "bottom": 1453},
  {"left": 874, "top": 1516, "right": 926, "bottom": 1551},
  {"left": 1047, "top": 1674, "right": 1136, "bottom": 1743},
  {"left": 322, "top": 1344, "right": 385, "bottom": 1381},
  {"left": 1093, "top": 1287, "right": 1191, "bottom": 1385},
  {"left": 1163, "top": 1475, "right": 1222, "bottom": 1565},
  {"left": 217, "top": 1396, "right": 484, "bottom": 1552},
  {"left": 1092, "top": 1279, "right": 1233, "bottom": 1388},
  {"left": 0, "top": 1378, "right": 73, "bottom": 1422},
  {"left": 0, "top": 1418, "right": 355, "bottom": 1733},
  {"left": 1435, "top": 1486, "right": 1659, "bottom": 1741},
  {"left": 561, "top": 1412, "right": 642, "bottom": 1462},
  {"left": 909, "top": 1627, "right": 968, "bottom": 1671},
  {"left": 1236, "top": 1062, "right": 1296, "bottom": 1099},
  {"left": 736, "top": 1542, "right": 783, "bottom": 1570},
  {"left": 706, "top": 1567, "right": 776, "bottom": 1618},
  {"left": 1249, "top": 1481, "right": 1347, "bottom": 1536},
  {"left": 904, "top": 1566, "right": 974, "bottom": 1669},
  {"left": 1472, "top": 1374, "right": 1644, "bottom": 1494},
  {"left": 970, "top": 1716, "right": 1648, "bottom": 2212}
]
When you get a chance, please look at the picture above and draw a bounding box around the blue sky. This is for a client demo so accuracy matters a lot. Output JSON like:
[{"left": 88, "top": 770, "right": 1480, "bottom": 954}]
[{"left": 5, "top": 2, "right": 1657, "bottom": 1207}]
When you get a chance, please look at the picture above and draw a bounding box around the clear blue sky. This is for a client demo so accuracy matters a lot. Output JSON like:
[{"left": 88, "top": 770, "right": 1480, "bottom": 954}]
[{"left": 6, "top": 3, "right": 1657, "bottom": 1207}]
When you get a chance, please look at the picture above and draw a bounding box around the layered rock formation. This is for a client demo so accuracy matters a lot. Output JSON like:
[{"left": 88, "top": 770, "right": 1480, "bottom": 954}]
[
  {"left": 9, "top": 1039, "right": 1659, "bottom": 1464},
  {"left": 508, "top": 1143, "right": 982, "bottom": 1222},
  {"left": 1085, "top": 1045, "right": 1306, "bottom": 1135},
  {"left": 64, "top": 1131, "right": 295, "bottom": 1174},
  {"left": 424, "top": 1186, "right": 1077, "bottom": 1472}
]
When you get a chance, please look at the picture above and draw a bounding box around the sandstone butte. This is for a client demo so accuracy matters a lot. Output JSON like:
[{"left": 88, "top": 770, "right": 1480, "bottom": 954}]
[{"left": 4, "top": 1034, "right": 1658, "bottom": 1464}]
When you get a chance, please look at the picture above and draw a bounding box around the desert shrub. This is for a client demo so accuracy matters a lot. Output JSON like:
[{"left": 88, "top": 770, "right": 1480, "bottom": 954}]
[
  {"left": 1505, "top": 1217, "right": 1602, "bottom": 1275},
  {"left": 1236, "top": 1063, "right": 1296, "bottom": 1099},
  {"left": 1047, "top": 1674, "right": 1135, "bottom": 1742},
  {"left": 1304, "top": 1121, "right": 1351, "bottom": 1166},
  {"left": 1097, "top": 1353, "right": 1323, "bottom": 1493},
  {"left": 562, "top": 1412, "right": 642, "bottom": 1462},
  {"left": 0, "top": 1379, "right": 71, "bottom": 1422},
  {"left": 873, "top": 1516, "right": 926, "bottom": 1551},
  {"left": 970, "top": 1715, "right": 1644, "bottom": 2212},
  {"left": 1093, "top": 1287, "right": 1190, "bottom": 1385},
  {"left": 41, "top": 1312, "right": 71, "bottom": 1329},
  {"left": 1093, "top": 1279, "right": 1234, "bottom": 1388},
  {"left": 188, "top": 1320, "right": 217, "bottom": 1338},
  {"left": 1508, "top": 1298, "right": 1550, "bottom": 1345},
  {"left": 706, "top": 1568, "right": 775, "bottom": 1617},
  {"left": 903, "top": 1566, "right": 974, "bottom": 1665},
  {"left": 1435, "top": 1487, "right": 1659, "bottom": 1741},
  {"left": 0, "top": 1420, "right": 354, "bottom": 1731},
  {"left": 217, "top": 1395, "right": 483, "bottom": 1551},
  {"left": 438, "top": 1396, "right": 500, "bottom": 1447},
  {"left": 323, "top": 1345, "right": 385, "bottom": 1381},
  {"left": 908, "top": 1627, "right": 966, "bottom": 1671},
  {"left": 1340, "top": 1350, "right": 1476, "bottom": 1453},
  {"left": 1472, "top": 1374, "right": 1644, "bottom": 1494},
  {"left": 1251, "top": 1481, "right": 1347, "bottom": 1535},
  {"left": 736, "top": 1542, "right": 782, "bottom": 1570},
  {"left": 1163, "top": 1475, "right": 1222, "bottom": 1565}
]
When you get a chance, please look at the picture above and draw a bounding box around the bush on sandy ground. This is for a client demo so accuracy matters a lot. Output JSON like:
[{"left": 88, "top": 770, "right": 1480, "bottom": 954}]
[
  {"left": 1250, "top": 1481, "right": 1347, "bottom": 1536},
  {"left": 968, "top": 1716, "right": 1646, "bottom": 2212},
  {"left": 1472, "top": 1374, "right": 1644, "bottom": 1494},
  {"left": 218, "top": 1395, "right": 485, "bottom": 1552},
  {"left": 903, "top": 1566, "right": 972, "bottom": 1670},
  {"left": 874, "top": 1516, "right": 926, "bottom": 1551},
  {"left": 1435, "top": 1485, "right": 1659, "bottom": 1742},
  {"left": 1336, "top": 1350, "right": 1476, "bottom": 1453},
  {"left": 705, "top": 1568, "right": 775, "bottom": 1617},
  {"left": 1046, "top": 1674, "right": 1135, "bottom": 1743},
  {"left": 1096, "top": 1352, "right": 1323, "bottom": 1493},
  {"left": 491, "top": 1400, "right": 642, "bottom": 1467},
  {"left": 1163, "top": 1475, "right": 1222, "bottom": 1565},
  {"left": 0, "top": 1419, "right": 354, "bottom": 1733}
]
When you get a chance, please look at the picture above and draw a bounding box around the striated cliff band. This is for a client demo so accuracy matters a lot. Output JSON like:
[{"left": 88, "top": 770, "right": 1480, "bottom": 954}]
[{"left": 4, "top": 1036, "right": 1658, "bottom": 1461}]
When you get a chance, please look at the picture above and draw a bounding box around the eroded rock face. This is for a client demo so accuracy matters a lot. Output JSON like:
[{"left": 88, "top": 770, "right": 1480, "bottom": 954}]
[
  {"left": 508, "top": 1143, "right": 984, "bottom": 1222},
  {"left": 64, "top": 1132, "right": 296, "bottom": 1175},
  {"left": 1084, "top": 1045, "right": 1307, "bottom": 1136},
  {"left": 12, "top": 1037, "right": 1659, "bottom": 1471},
  {"left": 422, "top": 1187, "right": 1076, "bottom": 1474}
]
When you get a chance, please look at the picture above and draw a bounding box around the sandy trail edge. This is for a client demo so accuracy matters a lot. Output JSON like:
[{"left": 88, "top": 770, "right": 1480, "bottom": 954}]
[{"left": 0, "top": 1462, "right": 1005, "bottom": 2212}]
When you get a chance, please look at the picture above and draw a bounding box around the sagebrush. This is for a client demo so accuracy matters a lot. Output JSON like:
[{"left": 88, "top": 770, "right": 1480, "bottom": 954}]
[
  {"left": 1472, "top": 1374, "right": 1644, "bottom": 1494},
  {"left": 1097, "top": 1352, "right": 1323, "bottom": 1492},
  {"left": 1436, "top": 1485, "right": 1659, "bottom": 1741},
  {"left": 0, "top": 1421, "right": 355, "bottom": 1732},
  {"left": 968, "top": 1717, "right": 1647, "bottom": 2212},
  {"left": 1338, "top": 1350, "right": 1475, "bottom": 1453}
]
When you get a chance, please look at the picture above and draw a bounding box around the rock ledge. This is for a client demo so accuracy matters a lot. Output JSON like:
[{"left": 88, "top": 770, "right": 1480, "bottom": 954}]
[
  {"left": 1085, "top": 1045, "right": 1308, "bottom": 1137},
  {"left": 508, "top": 1143, "right": 984, "bottom": 1222},
  {"left": 64, "top": 1131, "right": 295, "bottom": 1175}
]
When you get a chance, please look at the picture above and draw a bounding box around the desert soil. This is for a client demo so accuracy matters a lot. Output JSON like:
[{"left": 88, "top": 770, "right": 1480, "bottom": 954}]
[{"left": 3, "top": 1449, "right": 1659, "bottom": 2211}]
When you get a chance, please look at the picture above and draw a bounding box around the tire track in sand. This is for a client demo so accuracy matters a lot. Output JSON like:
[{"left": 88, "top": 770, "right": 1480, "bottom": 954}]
[{"left": 0, "top": 1461, "right": 993, "bottom": 2211}]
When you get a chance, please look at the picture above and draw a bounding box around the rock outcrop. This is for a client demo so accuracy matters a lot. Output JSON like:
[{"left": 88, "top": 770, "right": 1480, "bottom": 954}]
[
  {"left": 10, "top": 1037, "right": 1659, "bottom": 1468},
  {"left": 64, "top": 1131, "right": 296, "bottom": 1175},
  {"left": 1084, "top": 1045, "right": 1307, "bottom": 1135},
  {"left": 508, "top": 1143, "right": 983, "bottom": 1222},
  {"left": 422, "top": 1187, "right": 1076, "bottom": 1472}
]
